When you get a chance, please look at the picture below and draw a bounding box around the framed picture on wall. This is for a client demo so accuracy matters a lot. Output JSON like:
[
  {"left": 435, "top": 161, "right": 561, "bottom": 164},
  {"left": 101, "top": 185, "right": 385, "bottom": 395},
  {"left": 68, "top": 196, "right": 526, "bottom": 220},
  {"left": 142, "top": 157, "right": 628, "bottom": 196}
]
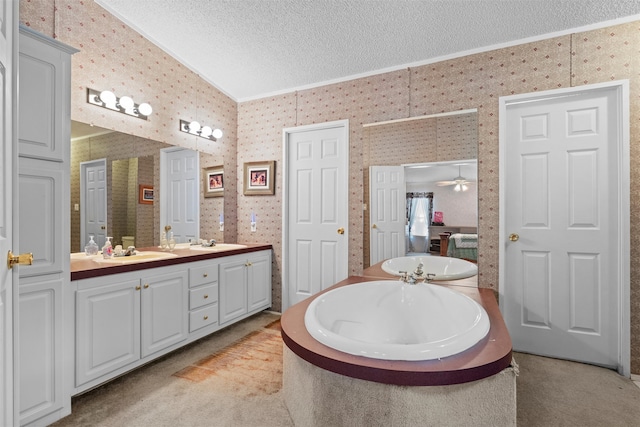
[
  {"left": 203, "top": 165, "right": 224, "bottom": 198},
  {"left": 243, "top": 160, "right": 275, "bottom": 195},
  {"left": 139, "top": 185, "right": 154, "bottom": 204}
]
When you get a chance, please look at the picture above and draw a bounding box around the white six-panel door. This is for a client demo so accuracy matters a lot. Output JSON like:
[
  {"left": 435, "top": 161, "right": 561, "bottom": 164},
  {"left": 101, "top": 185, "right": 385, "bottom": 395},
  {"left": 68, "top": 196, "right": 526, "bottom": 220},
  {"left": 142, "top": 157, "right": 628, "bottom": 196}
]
[
  {"left": 80, "top": 159, "right": 107, "bottom": 250},
  {"left": 0, "top": 1, "right": 16, "bottom": 424},
  {"left": 500, "top": 82, "right": 629, "bottom": 373},
  {"left": 369, "top": 166, "right": 406, "bottom": 266},
  {"left": 160, "top": 148, "right": 199, "bottom": 243},
  {"left": 284, "top": 121, "right": 349, "bottom": 309}
]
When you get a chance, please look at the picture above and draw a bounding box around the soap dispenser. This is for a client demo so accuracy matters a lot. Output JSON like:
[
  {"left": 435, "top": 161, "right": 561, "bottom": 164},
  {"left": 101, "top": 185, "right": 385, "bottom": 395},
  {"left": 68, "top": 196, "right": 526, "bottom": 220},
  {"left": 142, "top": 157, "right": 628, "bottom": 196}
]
[
  {"left": 102, "top": 236, "right": 114, "bottom": 258},
  {"left": 85, "top": 235, "right": 99, "bottom": 256}
]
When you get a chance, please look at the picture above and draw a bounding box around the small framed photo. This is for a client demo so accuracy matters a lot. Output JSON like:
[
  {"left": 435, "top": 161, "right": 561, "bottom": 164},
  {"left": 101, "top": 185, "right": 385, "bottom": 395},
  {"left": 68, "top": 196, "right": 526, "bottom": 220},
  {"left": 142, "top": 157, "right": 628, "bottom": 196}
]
[
  {"left": 243, "top": 161, "right": 275, "bottom": 195},
  {"left": 139, "top": 185, "right": 154, "bottom": 204},
  {"left": 203, "top": 165, "right": 224, "bottom": 198}
]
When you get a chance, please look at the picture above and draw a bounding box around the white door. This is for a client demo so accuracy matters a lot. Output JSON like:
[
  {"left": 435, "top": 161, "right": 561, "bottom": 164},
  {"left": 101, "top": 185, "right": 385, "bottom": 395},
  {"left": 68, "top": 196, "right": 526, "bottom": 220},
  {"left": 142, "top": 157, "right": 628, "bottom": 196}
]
[
  {"left": 500, "top": 82, "right": 629, "bottom": 373},
  {"left": 0, "top": 2, "right": 17, "bottom": 424},
  {"left": 160, "top": 148, "right": 199, "bottom": 243},
  {"left": 284, "top": 120, "right": 349, "bottom": 309},
  {"left": 369, "top": 166, "right": 405, "bottom": 266},
  {"left": 80, "top": 159, "right": 107, "bottom": 250}
]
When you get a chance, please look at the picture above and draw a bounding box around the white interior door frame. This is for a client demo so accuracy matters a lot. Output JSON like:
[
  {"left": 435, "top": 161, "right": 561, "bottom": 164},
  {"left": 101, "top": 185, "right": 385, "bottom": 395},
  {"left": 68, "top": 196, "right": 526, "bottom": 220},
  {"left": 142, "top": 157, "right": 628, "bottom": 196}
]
[
  {"left": 498, "top": 80, "right": 630, "bottom": 376},
  {"left": 282, "top": 119, "right": 349, "bottom": 311}
]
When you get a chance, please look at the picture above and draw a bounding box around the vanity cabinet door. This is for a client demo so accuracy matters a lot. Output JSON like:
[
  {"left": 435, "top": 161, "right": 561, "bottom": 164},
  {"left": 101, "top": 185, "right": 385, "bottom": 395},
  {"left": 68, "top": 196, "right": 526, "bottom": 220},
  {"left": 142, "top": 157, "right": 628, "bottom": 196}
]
[
  {"left": 140, "top": 270, "right": 188, "bottom": 358},
  {"left": 219, "top": 250, "right": 272, "bottom": 326},
  {"left": 219, "top": 259, "right": 248, "bottom": 325},
  {"left": 18, "top": 278, "right": 64, "bottom": 425},
  {"left": 75, "top": 280, "right": 141, "bottom": 387},
  {"left": 247, "top": 252, "right": 272, "bottom": 312}
]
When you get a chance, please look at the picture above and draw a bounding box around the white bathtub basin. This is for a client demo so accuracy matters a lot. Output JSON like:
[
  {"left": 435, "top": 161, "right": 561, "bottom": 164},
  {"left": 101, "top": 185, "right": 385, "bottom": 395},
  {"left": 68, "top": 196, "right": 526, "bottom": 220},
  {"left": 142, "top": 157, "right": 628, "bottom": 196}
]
[
  {"left": 381, "top": 256, "right": 477, "bottom": 281},
  {"left": 304, "top": 280, "right": 490, "bottom": 361}
]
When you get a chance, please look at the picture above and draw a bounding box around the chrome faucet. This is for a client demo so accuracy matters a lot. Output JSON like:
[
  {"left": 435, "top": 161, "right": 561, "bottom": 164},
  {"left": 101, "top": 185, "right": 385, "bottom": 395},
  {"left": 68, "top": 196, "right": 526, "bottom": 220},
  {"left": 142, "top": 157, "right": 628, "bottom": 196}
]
[{"left": 399, "top": 262, "right": 436, "bottom": 285}]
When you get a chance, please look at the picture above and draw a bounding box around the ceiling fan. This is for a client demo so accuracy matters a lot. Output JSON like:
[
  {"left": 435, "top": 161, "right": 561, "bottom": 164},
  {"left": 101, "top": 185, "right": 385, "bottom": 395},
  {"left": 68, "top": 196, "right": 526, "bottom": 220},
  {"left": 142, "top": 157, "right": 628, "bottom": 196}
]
[{"left": 436, "top": 165, "right": 475, "bottom": 192}]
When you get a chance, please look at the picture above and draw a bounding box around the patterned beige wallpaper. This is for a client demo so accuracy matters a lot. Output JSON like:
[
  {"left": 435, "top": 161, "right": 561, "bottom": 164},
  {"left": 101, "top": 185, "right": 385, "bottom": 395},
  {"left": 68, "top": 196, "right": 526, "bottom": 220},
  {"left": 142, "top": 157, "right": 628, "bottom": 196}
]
[{"left": 20, "top": 2, "right": 640, "bottom": 372}]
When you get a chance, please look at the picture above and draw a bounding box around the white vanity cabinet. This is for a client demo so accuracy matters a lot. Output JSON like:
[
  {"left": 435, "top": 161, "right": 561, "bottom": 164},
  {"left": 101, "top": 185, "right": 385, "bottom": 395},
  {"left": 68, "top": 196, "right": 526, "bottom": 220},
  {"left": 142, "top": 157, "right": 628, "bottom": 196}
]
[
  {"left": 219, "top": 250, "right": 272, "bottom": 326},
  {"left": 71, "top": 248, "right": 271, "bottom": 396},
  {"left": 74, "top": 267, "right": 188, "bottom": 390}
]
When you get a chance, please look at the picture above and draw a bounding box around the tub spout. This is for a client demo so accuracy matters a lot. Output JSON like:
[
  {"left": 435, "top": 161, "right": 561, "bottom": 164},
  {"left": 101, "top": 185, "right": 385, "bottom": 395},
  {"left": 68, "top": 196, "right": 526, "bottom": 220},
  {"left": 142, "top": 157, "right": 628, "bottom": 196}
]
[{"left": 399, "top": 262, "right": 435, "bottom": 284}]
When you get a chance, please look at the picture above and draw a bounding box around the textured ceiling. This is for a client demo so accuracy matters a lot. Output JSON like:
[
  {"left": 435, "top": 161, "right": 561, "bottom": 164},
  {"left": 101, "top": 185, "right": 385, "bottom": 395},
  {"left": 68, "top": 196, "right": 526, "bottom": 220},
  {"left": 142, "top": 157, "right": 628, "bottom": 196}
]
[{"left": 96, "top": 0, "right": 640, "bottom": 101}]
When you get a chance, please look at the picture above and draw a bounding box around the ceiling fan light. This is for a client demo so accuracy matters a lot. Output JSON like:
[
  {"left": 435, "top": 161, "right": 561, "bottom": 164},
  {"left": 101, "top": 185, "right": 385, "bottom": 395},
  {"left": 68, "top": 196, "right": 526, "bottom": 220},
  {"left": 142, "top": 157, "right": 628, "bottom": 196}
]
[{"left": 454, "top": 184, "right": 461, "bottom": 192}]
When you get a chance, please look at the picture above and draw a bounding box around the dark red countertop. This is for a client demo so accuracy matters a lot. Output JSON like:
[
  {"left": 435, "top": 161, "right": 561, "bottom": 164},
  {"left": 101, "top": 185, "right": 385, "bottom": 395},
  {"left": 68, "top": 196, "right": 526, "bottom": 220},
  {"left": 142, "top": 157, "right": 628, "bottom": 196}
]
[
  {"left": 281, "top": 275, "right": 512, "bottom": 386},
  {"left": 70, "top": 244, "right": 272, "bottom": 281}
]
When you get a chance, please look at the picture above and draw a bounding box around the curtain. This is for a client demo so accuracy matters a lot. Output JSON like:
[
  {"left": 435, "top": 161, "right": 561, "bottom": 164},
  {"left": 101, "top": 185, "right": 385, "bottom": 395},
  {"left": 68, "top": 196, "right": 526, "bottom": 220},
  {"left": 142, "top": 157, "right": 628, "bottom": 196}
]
[{"left": 406, "top": 192, "right": 433, "bottom": 252}]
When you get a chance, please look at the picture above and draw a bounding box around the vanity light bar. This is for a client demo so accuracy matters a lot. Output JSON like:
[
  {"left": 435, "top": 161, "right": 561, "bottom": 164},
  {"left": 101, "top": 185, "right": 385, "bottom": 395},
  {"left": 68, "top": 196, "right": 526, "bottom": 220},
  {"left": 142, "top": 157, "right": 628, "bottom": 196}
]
[
  {"left": 179, "top": 119, "right": 223, "bottom": 141},
  {"left": 87, "top": 88, "right": 153, "bottom": 120}
]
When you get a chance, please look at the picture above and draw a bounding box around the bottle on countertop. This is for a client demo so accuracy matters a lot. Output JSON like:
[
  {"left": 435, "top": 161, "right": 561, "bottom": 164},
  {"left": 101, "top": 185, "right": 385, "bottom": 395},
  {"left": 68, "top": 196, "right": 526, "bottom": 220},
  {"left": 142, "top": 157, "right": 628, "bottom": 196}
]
[
  {"left": 84, "top": 235, "right": 99, "bottom": 256},
  {"left": 102, "top": 236, "right": 113, "bottom": 258}
]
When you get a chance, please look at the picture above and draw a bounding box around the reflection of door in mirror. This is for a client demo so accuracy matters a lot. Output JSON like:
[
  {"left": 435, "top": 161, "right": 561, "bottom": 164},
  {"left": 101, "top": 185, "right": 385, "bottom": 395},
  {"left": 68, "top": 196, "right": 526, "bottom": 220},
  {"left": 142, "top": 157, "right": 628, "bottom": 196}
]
[
  {"left": 80, "top": 159, "right": 107, "bottom": 249},
  {"left": 363, "top": 110, "right": 478, "bottom": 268},
  {"left": 160, "top": 147, "right": 200, "bottom": 244}
]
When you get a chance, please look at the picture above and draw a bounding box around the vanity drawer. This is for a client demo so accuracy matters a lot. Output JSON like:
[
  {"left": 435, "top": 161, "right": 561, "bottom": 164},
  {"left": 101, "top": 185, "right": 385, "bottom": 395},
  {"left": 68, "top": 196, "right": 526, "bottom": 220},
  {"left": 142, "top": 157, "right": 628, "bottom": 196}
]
[
  {"left": 189, "top": 284, "right": 218, "bottom": 310},
  {"left": 189, "top": 303, "right": 218, "bottom": 333},
  {"left": 189, "top": 263, "right": 219, "bottom": 288}
]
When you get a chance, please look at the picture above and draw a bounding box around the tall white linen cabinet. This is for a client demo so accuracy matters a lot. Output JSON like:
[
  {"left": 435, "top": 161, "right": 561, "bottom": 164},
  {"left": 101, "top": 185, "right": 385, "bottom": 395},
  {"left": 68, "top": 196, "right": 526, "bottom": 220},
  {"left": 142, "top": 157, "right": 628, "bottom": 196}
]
[{"left": 16, "top": 25, "right": 77, "bottom": 426}]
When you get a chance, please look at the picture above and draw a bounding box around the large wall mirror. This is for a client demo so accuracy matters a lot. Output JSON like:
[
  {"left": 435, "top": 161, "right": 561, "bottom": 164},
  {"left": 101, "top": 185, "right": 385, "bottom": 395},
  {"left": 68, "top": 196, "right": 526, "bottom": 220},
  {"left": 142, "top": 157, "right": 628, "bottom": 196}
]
[
  {"left": 363, "top": 110, "right": 478, "bottom": 268},
  {"left": 70, "top": 121, "right": 207, "bottom": 252}
]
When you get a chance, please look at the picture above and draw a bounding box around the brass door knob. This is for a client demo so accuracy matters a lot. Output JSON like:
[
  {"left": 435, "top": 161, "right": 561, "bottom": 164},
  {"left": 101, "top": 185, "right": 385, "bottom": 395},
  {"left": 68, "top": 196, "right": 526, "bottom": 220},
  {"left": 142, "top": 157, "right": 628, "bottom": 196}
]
[
  {"left": 509, "top": 233, "right": 519, "bottom": 242},
  {"left": 7, "top": 251, "right": 33, "bottom": 269},
  {"left": 337, "top": 227, "right": 345, "bottom": 234},
  {"left": 144, "top": 283, "right": 149, "bottom": 289},
  {"left": 372, "top": 224, "right": 377, "bottom": 229}
]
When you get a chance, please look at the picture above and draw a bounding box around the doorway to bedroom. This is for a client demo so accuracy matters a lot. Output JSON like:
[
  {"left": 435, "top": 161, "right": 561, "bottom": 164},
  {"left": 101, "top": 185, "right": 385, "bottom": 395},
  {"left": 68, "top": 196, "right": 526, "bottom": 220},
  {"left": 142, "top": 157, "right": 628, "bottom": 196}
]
[{"left": 404, "top": 160, "right": 478, "bottom": 260}]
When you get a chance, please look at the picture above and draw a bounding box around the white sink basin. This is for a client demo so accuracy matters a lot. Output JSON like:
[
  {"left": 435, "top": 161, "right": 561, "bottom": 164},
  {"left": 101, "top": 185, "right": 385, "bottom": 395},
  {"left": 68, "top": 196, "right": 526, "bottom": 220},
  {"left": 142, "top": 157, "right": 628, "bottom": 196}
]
[
  {"left": 304, "top": 280, "right": 490, "bottom": 361},
  {"left": 381, "top": 256, "right": 477, "bottom": 281},
  {"left": 92, "top": 251, "right": 178, "bottom": 264},
  {"left": 189, "top": 243, "right": 247, "bottom": 252}
]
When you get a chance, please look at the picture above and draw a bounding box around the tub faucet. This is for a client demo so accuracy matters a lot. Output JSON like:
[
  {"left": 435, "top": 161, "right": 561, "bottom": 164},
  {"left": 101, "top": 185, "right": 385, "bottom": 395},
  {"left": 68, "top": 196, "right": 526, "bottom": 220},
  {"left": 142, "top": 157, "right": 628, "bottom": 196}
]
[{"left": 399, "top": 262, "right": 436, "bottom": 285}]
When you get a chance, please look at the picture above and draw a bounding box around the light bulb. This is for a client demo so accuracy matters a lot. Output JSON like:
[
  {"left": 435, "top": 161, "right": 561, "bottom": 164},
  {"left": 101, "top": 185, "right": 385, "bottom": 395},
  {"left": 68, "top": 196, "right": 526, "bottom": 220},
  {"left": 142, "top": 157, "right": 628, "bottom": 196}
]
[
  {"left": 462, "top": 184, "right": 468, "bottom": 191},
  {"left": 189, "top": 121, "right": 201, "bottom": 133},
  {"left": 200, "top": 126, "right": 212, "bottom": 137},
  {"left": 454, "top": 184, "right": 461, "bottom": 192},
  {"left": 99, "top": 90, "right": 117, "bottom": 108},
  {"left": 137, "top": 102, "right": 153, "bottom": 116},
  {"left": 212, "top": 128, "right": 223, "bottom": 139},
  {"left": 118, "top": 96, "right": 134, "bottom": 110}
]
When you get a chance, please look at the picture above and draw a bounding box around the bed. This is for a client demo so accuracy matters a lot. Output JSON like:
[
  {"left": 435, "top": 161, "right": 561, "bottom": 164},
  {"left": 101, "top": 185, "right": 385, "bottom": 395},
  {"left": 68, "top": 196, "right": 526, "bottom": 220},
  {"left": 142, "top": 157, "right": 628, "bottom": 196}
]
[{"left": 446, "top": 233, "right": 478, "bottom": 262}]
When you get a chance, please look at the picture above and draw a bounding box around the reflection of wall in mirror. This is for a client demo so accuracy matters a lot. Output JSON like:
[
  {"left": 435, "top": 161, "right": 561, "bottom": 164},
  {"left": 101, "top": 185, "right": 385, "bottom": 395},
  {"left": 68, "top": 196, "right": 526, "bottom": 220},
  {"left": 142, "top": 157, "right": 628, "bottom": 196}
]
[{"left": 70, "top": 130, "right": 169, "bottom": 252}]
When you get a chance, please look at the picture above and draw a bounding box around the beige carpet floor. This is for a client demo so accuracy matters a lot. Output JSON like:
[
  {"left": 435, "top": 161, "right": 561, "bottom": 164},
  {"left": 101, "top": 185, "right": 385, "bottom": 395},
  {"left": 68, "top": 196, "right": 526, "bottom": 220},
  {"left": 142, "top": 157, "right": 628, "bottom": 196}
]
[{"left": 52, "top": 311, "right": 640, "bottom": 427}]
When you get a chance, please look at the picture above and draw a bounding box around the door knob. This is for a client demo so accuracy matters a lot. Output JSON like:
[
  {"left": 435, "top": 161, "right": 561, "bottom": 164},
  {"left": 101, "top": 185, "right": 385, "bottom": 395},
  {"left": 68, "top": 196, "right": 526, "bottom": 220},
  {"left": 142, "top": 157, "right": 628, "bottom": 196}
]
[
  {"left": 372, "top": 224, "right": 377, "bottom": 229},
  {"left": 7, "top": 251, "right": 33, "bottom": 269},
  {"left": 509, "top": 233, "right": 519, "bottom": 242},
  {"left": 337, "top": 227, "right": 345, "bottom": 235},
  {"left": 101, "top": 226, "right": 106, "bottom": 230}
]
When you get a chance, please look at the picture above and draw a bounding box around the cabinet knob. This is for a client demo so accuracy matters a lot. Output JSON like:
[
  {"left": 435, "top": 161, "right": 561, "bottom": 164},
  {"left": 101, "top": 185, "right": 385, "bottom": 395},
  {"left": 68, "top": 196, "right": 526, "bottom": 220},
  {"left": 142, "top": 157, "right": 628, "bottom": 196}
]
[
  {"left": 204, "top": 315, "right": 209, "bottom": 320},
  {"left": 144, "top": 283, "right": 149, "bottom": 289},
  {"left": 135, "top": 285, "right": 141, "bottom": 291},
  {"left": 246, "top": 261, "right": 252, "bottom": 267},
  {"left": 204, "top": 294, "right": 208, "bottom": 299}
]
